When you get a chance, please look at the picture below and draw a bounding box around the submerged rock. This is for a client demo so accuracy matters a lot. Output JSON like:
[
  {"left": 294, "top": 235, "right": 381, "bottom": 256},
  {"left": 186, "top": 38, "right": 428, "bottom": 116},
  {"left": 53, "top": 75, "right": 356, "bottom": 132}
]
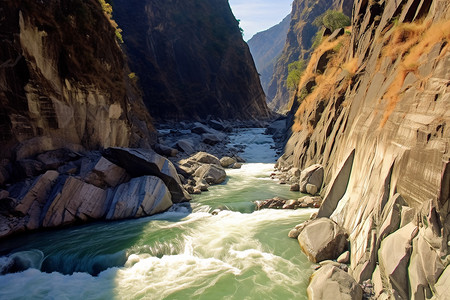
[
  {"left": 194, "top": 164, "right": 226, "bottom": 185},
  {"left": 220, "top": 156, "right": 237, "bottom": 168}
]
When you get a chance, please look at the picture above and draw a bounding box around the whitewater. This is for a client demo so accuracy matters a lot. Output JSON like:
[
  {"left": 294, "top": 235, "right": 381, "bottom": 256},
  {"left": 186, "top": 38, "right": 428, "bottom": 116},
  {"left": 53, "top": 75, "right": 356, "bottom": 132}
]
[{"left": 0, "top": 128, "right": 315, "bottom": 299}]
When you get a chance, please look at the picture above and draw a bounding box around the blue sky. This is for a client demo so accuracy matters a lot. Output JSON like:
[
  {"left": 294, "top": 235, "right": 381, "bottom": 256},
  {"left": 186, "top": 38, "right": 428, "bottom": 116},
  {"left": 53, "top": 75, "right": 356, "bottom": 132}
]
[{"left": 229, "top": 0, "right": 293, "bottom": 40}]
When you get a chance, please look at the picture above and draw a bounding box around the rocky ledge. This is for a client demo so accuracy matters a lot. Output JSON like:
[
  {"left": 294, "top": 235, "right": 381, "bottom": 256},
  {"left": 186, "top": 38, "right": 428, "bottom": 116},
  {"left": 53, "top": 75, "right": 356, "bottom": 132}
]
[{"left": 0, "top": 147, "right": 192, "bottom": 238}]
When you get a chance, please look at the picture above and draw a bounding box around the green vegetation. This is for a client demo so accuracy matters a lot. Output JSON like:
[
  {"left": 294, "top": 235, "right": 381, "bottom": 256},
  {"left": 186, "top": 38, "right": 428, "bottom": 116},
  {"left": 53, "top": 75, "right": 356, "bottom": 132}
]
[
  {"left": 312, "top": 10, "right": 350, "bottom": 31},
  {"left": 286, "top": 59, "right": 306, "bottom": 90},
  {"left": 98, "top": 0, "right": 123, "bottom": 43},
  {"left": 311, "top": 10, "right": 350, "bottom": 48}
]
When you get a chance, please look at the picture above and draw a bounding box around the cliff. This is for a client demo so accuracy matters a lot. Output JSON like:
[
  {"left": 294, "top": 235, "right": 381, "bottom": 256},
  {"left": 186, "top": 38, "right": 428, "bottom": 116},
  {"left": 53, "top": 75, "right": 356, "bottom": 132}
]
[
  {"left": 112, "top": 0, "right": 270, "bottom": 121},
  {"left": 282, "top": 0, "right": 450, "bottom": 297},
  {"left": 0, "top": 0, "right": 193, "bottom": 238},
  {"left": 248, "top": 14, "right": 291, "bottom": 96},
  {"left": 267, "top": 0, "right": 352, "bottom": 113},
  {"left": 0, "top": 0, "right": 155, "bottom": 162}
]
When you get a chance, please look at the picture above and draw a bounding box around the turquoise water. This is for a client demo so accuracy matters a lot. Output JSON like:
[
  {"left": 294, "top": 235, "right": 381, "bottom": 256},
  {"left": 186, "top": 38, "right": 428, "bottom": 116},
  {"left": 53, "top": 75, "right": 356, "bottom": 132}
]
[{"left": 0, "top": 129, "right": 314, "bottom": 299}]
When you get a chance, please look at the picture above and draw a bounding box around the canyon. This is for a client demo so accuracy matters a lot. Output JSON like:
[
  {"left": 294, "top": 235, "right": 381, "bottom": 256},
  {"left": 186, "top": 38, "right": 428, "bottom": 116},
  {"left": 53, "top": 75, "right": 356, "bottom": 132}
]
[{"left": 0, "top": 0, "right": 449, "bottom": 299}]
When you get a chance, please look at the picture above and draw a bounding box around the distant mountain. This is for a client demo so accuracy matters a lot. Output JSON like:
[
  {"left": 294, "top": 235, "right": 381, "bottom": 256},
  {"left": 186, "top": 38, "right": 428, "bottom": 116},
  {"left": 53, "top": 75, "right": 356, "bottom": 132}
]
[{"left": 248, "top": 14, "right": 291, "bottom": 97}]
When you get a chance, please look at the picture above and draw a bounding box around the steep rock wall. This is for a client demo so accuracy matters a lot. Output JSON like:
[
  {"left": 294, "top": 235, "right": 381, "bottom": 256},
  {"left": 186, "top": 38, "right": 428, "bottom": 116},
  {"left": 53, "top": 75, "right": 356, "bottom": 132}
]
[
  {"left": 267, "top": 0, "right": 352, "bottom": 113},
  {"left": 281, "top": 0, "right": 450, "bottom": 296},
  {"left": 112, "top": 0, "right": 270, "bottom": 121},
  {"left": 0, "top": 0, "right": 155, "bottom": 162},
  {"left": 248, "top": 14, "right": 291, "bottom": 96}
]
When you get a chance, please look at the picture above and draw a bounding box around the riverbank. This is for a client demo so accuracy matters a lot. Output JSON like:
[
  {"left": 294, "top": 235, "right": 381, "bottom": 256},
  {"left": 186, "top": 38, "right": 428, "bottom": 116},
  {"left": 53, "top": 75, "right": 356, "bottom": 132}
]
[{"left": 0, "top": 125, "right": 318, "bottom": 299}]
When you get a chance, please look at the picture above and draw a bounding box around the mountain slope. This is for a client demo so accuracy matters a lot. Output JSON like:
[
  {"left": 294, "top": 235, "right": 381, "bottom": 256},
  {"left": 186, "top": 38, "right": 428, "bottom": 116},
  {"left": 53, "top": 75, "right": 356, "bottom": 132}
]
[
  {"left": 113, "top": 0, "right": 270, "bottom": 121},
  {"left": 248, "top": 14, "right": 291, "bottom": 96},
  {"left": 267, "top": 0, "right": 352, "bottom": 113}
]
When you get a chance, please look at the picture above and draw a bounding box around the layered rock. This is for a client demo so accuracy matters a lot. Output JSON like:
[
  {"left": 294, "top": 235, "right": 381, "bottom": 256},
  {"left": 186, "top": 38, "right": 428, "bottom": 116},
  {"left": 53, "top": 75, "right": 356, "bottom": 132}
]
[
  {"left": 112, "top": 0, "right": 270, "bottom": 120},
  {"left": 0, "top": 0, "right": 155, "bottom": 162},
  {"left": 284, "top": 0, "right": 450, "bottom": 297}
]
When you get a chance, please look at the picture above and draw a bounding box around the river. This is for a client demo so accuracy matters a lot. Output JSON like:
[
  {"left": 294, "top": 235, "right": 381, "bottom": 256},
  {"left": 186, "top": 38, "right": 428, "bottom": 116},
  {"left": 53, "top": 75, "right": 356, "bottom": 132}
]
[{"left": 0, "top": 128, "right": 314, "bottom": 299}]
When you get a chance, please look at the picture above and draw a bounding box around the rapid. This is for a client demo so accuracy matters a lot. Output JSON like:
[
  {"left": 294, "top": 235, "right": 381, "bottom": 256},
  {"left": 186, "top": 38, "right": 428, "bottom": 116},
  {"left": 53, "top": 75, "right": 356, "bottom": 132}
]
[{"left": 0, "top": 128, "right": 314, "bottom": 299}]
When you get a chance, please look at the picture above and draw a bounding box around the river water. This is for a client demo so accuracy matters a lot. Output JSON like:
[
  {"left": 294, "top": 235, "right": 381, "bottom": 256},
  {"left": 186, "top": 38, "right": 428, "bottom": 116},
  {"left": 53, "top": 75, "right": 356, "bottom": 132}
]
[{"left": 0, "top": 128, "right": 314, "bottom": 299}]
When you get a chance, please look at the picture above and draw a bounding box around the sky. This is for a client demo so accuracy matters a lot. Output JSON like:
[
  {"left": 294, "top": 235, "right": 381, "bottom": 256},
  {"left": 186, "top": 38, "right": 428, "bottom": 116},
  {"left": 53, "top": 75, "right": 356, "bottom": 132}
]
[{"left": 229, "top": 0, "right": 293, "bottom": 41}]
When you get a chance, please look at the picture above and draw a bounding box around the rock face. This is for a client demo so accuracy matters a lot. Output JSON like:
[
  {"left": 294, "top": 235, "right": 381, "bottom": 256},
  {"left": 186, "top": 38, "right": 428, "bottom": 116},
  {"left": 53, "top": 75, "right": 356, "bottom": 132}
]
[
  {"left": 267, "top": 0, "right": 352, "bottom": 112},
  {"left": 248, "top": 14, "right": 291, "bottom": 96},
  {"left": 112, "top": 0, "right": 270, "bottom": 120},
  {"left": 282, "top": 0, "right": 450, "bottom": 297},
  {"left": 0, "top": 0, "right": 155, "bottom": 161}
]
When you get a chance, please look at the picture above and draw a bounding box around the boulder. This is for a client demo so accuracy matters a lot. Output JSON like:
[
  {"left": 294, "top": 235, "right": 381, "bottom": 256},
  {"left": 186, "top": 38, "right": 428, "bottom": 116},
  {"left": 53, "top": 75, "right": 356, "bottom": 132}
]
[
  {"left": 103, "top": 148, "right": 191, "bottom": 203},
  {"left": 14, "top": 171, "right": 59, "bottom": 217},
  {"left": 220, "top": 156, "right": 237, "bottom": 168},
  {"left": 202, "top": 133, "right": 221, "bottom": 145},
  {"left": 84, "top": 157, "right": 130, "bottom": 188},
  {"left": 106, "top": 176, "right": 172, "bottom": 220},
  {"left": 191, "top": 122, "right": 214, "bottom": 134},
  {"left": 297, "top": 218, "right": 348, "bottom": 263},
  {"left": 283, "top": 199, "right": 298, "bottom": 209},
  {"left": 208, "top": 120, "right": 226, "bottom": 131},
  {"left": 36, "top": 148, "right": 80, "bottom": 169},
  {"left": 153, "top": 144, "right": 179, "bottom": 157},
  {"left": 337, "top": 251, "right": 350, "bottom": 264},
  {"left": 290, "top": 183, "right": 300, "bottom": 191},
  {"left": 231, "top": 163, "right": 242, "bottom": 169},
  {"left": 194, "top": 164, "right": 226, "bottom": 185},
  {"left": 300, "top": 164, "right": 324, "bottom": 195},
  {"left": 176, "top": 139, "right": 195, "bottom": 154},
  {"left": 378, "top": 222, "right": 418, "bottom": 300},
  {"left": 43, "top": 177, "right": 108, "bottom": 227},
  {"left": 306, "top": 183, "right": 319, "bottom": 195},
  {"left": 307, "top": 264, "right": 363, "bottom": 300},
  {"left": 188, "top": 152, "right": 221, "bottom": 166}
]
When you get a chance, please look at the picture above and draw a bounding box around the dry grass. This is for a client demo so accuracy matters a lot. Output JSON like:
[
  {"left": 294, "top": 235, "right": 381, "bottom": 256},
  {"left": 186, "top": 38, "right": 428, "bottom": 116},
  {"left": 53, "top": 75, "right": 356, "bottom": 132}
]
[
  {"left": 380, "top": 19, "right": 450, "bottom": 127},
  {"left": 292, "top": 34, "right": 352, "bottom": 133}
]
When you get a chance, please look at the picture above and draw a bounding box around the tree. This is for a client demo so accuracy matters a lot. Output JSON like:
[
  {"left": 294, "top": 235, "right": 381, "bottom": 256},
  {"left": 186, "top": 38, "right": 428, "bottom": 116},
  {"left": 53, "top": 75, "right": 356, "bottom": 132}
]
[
  {"left": 312, "top": 10, "right": 350, "bottom": 32},
  {"left": 311, "top": 10, "right": 350, "bottom": 48},
  {"left": 286, "top": 59, "right": 306, "bottom": 90}
]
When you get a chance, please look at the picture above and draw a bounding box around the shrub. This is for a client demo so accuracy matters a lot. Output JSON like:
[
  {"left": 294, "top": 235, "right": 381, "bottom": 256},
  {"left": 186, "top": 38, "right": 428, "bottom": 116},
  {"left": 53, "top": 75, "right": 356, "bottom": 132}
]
[
  {"left": 98, "top": 0, "right": 123, "bottom": 43},
  {"left": 286, "top": 59, "right": 306, "bottom": 90}
]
